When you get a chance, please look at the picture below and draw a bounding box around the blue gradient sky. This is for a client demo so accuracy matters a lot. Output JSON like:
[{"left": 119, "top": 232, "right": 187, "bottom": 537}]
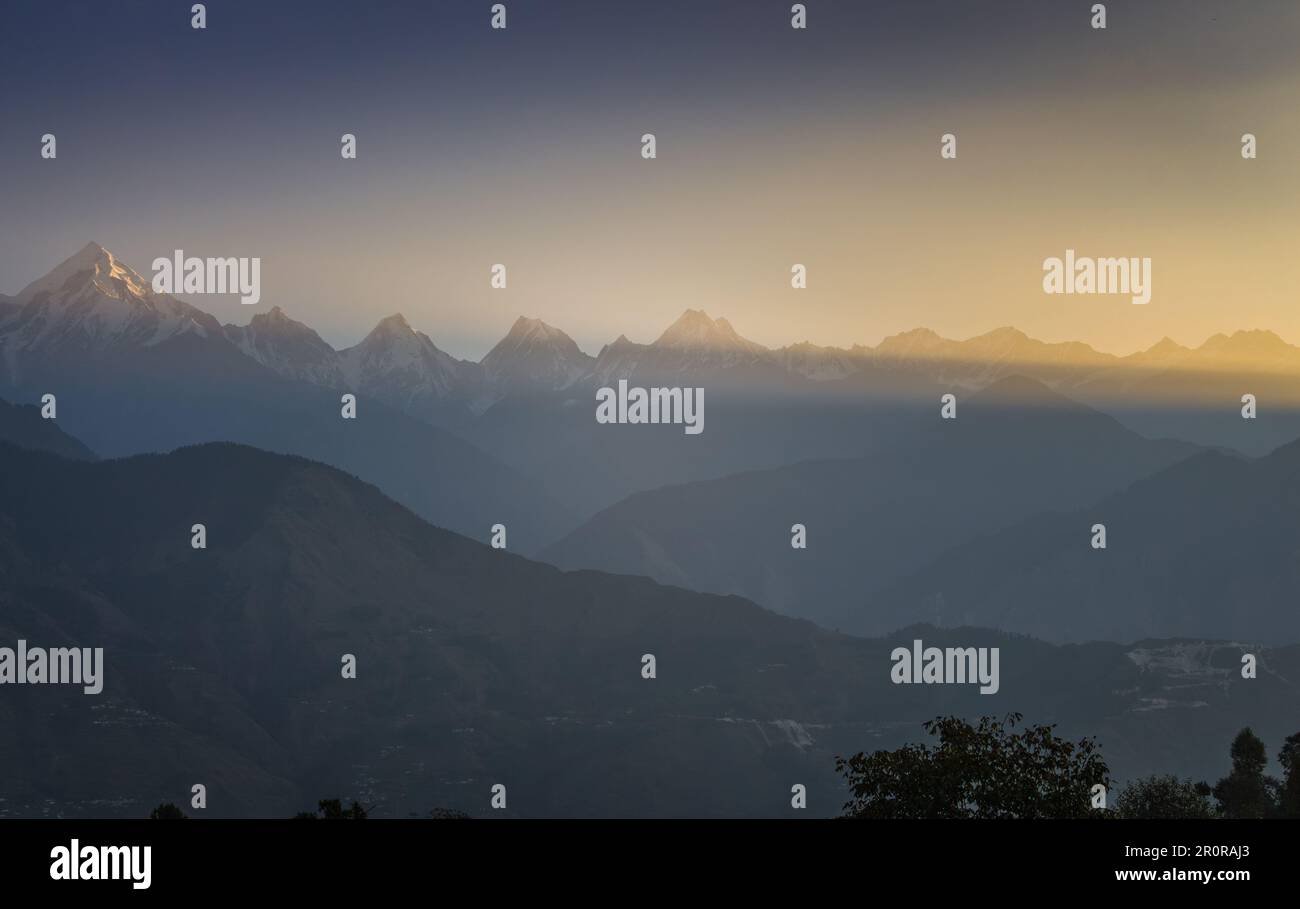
[{"left": 2, "top": 0, "right": 1298, "bottom": 358}]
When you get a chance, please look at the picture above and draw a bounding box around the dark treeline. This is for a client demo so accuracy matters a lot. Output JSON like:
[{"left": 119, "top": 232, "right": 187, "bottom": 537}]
[
  {"left": 837, "top": 713, "right": 1300, "bottom": 819},
  {"left": 144, "top": 717, "right": 1300, "bottom": 820}
]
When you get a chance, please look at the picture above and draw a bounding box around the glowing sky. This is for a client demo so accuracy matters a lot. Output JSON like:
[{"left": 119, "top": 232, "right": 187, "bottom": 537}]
[{"left": 2, "top": 0, "right": 1297, "bottom": 359}]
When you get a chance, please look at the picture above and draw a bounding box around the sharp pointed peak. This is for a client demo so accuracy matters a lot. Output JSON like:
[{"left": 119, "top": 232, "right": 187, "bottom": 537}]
[
  {"left": 651, "top": 308, "right": 722, "bottom": 339},
  {"left": 667, "top": 308, "right": 716, "bottom": 327},
  {"left": 357, "top": 313, "right": 428, "bottom": 344},
  {"left": 504, "top": 315, "right": 571, "bottom": 341},
  {"left": 1144, "top": 336, "right": 1186, "bottom": 354},
  {"left": 597, "top": 334, "right": 640, "bottom": 357},
  {"left": 348, "top": 313, "right": 461, "bottom": 362},
  {"left": 18, "top": 242, "right": 149, "bottom": 302},
  {"left": 654, "top": 308, "right": 764, "bottom": 351},
  {"left": 55, "top": 241, "right": 119, "bottom": 272},
  {"left": 245, "top": 305, "right": 313, "bottom": 331}
]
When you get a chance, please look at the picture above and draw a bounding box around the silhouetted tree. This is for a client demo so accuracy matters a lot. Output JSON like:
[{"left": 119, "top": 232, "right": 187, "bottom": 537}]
[
  {"left": 148, "top": 802, "right": 187, "bottom": 819},
  {"left": 1212, "top": 728, "right": 1278, "bottom": 818},
  {"left": 294, "top": 798, "right": 369, "bottom": 819},
  {"left": 836, "top": 713, "right": 1109, "bottom": 818},
  {"left": 1114, "top": 775, "right": 1215, "bottom": 818},
  {"left": 1278, "top": 732, "right": 1300, "bottom": 819}
]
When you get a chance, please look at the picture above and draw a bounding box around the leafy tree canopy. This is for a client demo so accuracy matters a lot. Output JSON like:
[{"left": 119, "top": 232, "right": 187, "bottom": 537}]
[
  {"left": 1114, "top": 775, "right": 1215, "bottom": 819},
  {"left": 836, "top": 713, "right": 1109, "bottom": 819}
]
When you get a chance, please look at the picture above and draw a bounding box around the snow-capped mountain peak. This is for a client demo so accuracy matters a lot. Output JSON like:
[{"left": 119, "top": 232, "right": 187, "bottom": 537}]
[
  {"left": 223, "top": 306, "right": 343, "bottom": 386},
  {"left": 14, "top": 242, "right": 151, "bottom": 304},
  {"left": 2, "top": 243, "right": 218, "bottom": 366},
  {"left": 481, "top": 316, "right": 594, "bottom": 392},
  {"left": 503, "top": 316, "right": 568, "bottom": 345},
  {"left": 339, "top": 313, "right": 467, "bottom": 406},
  {"left": 653, "top": 309, "right": 766, "bottom": 354},
  {"left": 346, "top": 313, "right": 450, "bottom": 365},
  {"left": 587, "top": 312, "right": 773, "bottom": 384},
  {"left": 367, "top": 312, "right": 418, "bottom": 338}
]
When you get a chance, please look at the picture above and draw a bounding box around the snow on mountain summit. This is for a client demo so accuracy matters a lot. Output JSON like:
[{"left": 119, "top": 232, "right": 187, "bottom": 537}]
[
  {"left": 653, "top": 309, "right": 766, "bottom": 355},
  {"left": 338, "top": 313, "right": 469, "bottom": 411},
  {"left": 225, "top": 307, "right": 481, "bottom": 417},
  {"left": 19, "top": 241, "right": 1300, "bottom": 440},
  {"left": 481, "top": 316, "right": 594, "bottom": 392},
  {"left": 588, "top": 311, "right": 772, "bottom": 384},
  {"left": 1, "top": 243, "right": 218, "bottom": 369},
  {"left": 14, "top": 242, "right": 149, "bottom": 303},
  {"left": 223, "top": 306, "right": 344, "bottom": 386}
]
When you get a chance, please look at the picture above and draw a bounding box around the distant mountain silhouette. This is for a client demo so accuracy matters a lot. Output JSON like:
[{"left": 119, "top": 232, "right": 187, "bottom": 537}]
[
  {"left": 0, "top": 396, "right": 96, "bottom": 460},
  {"left": 0, "top": 440, "right": 1295, "bottom": 817},
  {"left": 863, "top": 437, "right": 1300, "bottom": 644},
  {"left": 543, "top": 377, "right": 1202, "bottom": 632}
]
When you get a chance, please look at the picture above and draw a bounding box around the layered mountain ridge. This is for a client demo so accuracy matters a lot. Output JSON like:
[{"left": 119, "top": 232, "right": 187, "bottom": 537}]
[
  {"left": 5, "top": 242, "right": 1296, "bottom": 548},
  {"left": 1, "top": 430, "right": 1294, "bottom": 817},
  {"left": 542, "top": 375, "right": 1206, "bottom": 631},
  {"left": 0, "top": 244, "right": 575, "bottom": 551},
  {"left": 9, "top": 243, "right": 1300, "bottom": 436}
]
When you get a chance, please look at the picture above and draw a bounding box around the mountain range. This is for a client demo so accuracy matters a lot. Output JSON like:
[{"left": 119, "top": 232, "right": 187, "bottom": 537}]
[
  {"left": 6, "top": 243, "right": 1297, "bottom": 534},
  {"left": 861, "top": 439, "right": 1300, "bottom": 644},
  {"left": 208, "top": 293, "right": 1300, "bottom": 425},
  {"left": 542, "top": 377, "right": 1208, "bottom": 632},
  {"left": 9, "top": 244, "right": 1300, "bottom": 426},
  {"left": 0, "top": 243, "right": 573, "bottom": 552},
  {"left": 5, "top": 242, "right": 1299, "bottom": 645},
  {"left": 216, "top": 288, "right": 1300, "bottom": 460},
  {"left": 0, "top": 414, "right": 1294, "bottom": 817}
]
